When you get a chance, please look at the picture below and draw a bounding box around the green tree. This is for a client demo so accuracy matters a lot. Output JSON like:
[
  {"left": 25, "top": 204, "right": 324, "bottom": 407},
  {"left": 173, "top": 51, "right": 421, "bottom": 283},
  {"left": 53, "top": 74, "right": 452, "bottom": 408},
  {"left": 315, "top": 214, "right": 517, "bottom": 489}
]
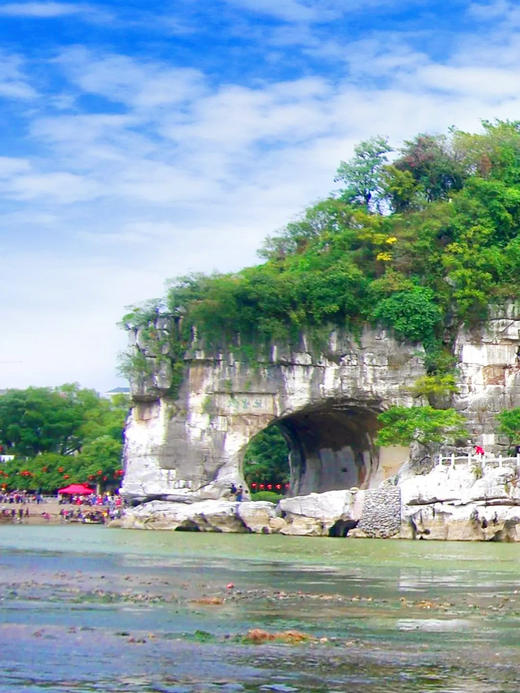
[
  {"left": 394, "top": 133, "right": 466, "bottom": 202},
  {"left": 496, "top": 409, "right": 520, "bottom": 448},
  {"left": 409, "top": 374, "right": 459, "bottom": 408},
  {"left": 243, "top": 426, "right": 289, "bottom": 488},
  {"left": 0, "top": 386, "right": 85, "bottom": 456},
  {"left": 376, "top": 406, "right": 468, "bottom": 451},
  {"left": 0, "top": 386, "right": 128, "bottom": 493},
  {"left": 381, "top": 164, "right": 423, "bottom": 212},
  {"left": 335, "top": 136, "right": 392, "bottom": 212},
  {"left": 371, "top": 286, "right": 442, "bottom": 343},
  {"left": 120, "top": 123, "right": 520, "bottom": 392}
]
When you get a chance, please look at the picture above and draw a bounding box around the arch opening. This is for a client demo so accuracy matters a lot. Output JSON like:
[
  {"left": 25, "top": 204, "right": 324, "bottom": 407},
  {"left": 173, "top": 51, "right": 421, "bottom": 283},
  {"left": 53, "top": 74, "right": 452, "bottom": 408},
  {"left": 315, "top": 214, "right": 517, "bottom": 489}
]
[
  {"left": 275, "top": 401, "right": 382, "bottom": 496},
  {"left": 243, "top": 425, "right": 290, "bottom": 497}
]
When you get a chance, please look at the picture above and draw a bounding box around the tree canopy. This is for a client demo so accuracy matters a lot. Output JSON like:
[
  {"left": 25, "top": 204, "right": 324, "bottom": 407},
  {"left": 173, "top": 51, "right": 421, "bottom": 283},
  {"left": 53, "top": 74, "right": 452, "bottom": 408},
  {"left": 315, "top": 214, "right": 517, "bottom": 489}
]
[
  {"left": 0, "top": 385, "right": 129, "bottom": 493},
  {"left": 375, "top": 406, "right": 468, "bottom": 450},
  {"left": 120, "top": 120, "right": 520, "bottom": 385}
]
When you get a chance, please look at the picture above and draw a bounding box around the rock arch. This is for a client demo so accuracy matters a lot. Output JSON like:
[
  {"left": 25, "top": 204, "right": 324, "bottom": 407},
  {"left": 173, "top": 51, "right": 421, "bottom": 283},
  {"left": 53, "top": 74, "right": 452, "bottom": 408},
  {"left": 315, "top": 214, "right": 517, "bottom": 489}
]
[
  {"left": 121, "top": 327, "right": 424, "bottom": 504},
  {"left": 276, "top": 401, "right": 382, "bottom": 495}
]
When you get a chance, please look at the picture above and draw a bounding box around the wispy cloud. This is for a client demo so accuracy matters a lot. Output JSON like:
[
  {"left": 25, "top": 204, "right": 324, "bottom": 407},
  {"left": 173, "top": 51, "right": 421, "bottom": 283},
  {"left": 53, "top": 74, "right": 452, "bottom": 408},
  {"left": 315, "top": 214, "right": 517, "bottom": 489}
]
[
  {"left": 0, "top": 53, "right": 37, "bottom": 100},
  {"left": 3, "top": 0, "right": 520, "bottom": 390},
  {"left": 0, "top": 2, "right": 112, "bottom": 21},
  {"left": 54, "top": 47, "right": 207, "bottom": 110},
  {"left": 222, "top": 0, "right": 422, "bottom": 24},
  {"left": 223, "top": 0, "right": 337, "bottom": 23}
]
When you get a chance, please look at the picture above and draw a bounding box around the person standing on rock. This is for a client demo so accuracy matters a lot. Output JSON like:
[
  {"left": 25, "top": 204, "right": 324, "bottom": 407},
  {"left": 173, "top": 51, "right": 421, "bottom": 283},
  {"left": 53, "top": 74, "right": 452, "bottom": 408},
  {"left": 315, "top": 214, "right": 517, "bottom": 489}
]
[{"left": 235, "top": 486, "right": 243, "bottom": 502}]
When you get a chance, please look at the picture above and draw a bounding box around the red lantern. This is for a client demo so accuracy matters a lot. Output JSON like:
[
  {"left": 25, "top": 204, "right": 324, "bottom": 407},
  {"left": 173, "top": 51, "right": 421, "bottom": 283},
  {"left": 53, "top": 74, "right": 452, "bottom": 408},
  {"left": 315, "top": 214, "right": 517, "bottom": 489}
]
[
  {"left": 259, "top": 483, "right": 265, "bottom": 490},
  {"left": 251, "top": 482, "right": 257, "bottom": 489},
  {"left": 58, "top": 467, "right": 64, "bottom": 473},
  {"left": 267, "top": 483, "right": 272, "bottom": 490},
  {"left": 63, "top": 474, "right": 69, "bottom": 479},
  {"left": 285, "top": 483, "right": 290, "bottom": 489},
  {"left": 275, "top": 483, "right": 282, "bottom": 490},
  {"left": 103, "top": 476, "right": 108, "bottom": 481}
]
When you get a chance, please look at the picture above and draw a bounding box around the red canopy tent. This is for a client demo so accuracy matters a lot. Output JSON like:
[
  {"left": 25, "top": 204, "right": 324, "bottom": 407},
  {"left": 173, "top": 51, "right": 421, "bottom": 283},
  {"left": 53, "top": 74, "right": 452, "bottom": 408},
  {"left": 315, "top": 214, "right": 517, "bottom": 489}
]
[{"left": 57, "top": 483, "right": 94, "bottom": 495}]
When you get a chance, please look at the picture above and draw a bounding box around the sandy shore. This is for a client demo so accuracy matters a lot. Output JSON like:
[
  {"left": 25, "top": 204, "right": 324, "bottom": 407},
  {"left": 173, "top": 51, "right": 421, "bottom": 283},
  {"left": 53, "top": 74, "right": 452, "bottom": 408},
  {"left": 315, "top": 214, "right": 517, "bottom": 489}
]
[{"left": 0, "top": 499, "right": 108, "bottom": 525}]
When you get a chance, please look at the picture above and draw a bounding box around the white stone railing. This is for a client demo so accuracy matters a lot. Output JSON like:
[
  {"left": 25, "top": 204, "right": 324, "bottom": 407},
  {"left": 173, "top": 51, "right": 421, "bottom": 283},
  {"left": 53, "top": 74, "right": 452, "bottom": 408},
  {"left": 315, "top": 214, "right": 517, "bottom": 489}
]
[{"left": 437, "top": 453, "right": 520, "bottom": 469}]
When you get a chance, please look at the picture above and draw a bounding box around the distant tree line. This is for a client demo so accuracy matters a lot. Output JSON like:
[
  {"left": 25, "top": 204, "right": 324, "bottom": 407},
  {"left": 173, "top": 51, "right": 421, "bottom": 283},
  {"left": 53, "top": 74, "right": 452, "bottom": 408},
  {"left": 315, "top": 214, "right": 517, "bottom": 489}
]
[{"left": 0, "top": 384, "right": 128, "bottom": 493}]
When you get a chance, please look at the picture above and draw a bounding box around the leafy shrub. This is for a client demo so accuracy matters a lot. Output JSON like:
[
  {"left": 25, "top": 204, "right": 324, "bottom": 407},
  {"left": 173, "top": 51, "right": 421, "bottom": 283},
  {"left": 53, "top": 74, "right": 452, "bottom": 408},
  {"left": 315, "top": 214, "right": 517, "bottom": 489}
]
[{"left": 250, "top": 491, "right": 284, "bottom": 503}]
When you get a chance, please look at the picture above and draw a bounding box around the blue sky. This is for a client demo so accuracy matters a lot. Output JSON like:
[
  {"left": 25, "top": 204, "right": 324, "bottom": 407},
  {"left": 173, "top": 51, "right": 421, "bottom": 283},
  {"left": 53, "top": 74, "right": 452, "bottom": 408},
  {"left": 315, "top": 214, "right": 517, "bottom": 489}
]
[{"left": 1, "top": 0, "right": 518, "bottom": 392}]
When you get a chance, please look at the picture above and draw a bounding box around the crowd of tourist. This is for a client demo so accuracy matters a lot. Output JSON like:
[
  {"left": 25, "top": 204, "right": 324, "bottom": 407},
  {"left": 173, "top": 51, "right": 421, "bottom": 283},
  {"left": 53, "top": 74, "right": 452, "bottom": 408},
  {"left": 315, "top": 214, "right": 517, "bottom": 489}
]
[
  {"left": 0, "top": 490, "right": 44, "bottom": 504},
  {"left": 0, "top": 489, "right": 124, "bottom": 524}
]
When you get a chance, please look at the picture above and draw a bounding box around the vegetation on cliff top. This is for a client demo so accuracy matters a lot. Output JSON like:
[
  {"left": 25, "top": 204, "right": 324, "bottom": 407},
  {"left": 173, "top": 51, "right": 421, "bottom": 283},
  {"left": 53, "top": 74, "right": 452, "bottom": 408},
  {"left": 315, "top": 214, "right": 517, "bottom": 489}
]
[{"left": 121, "top": 120, "right": 520, "bottom": 380}]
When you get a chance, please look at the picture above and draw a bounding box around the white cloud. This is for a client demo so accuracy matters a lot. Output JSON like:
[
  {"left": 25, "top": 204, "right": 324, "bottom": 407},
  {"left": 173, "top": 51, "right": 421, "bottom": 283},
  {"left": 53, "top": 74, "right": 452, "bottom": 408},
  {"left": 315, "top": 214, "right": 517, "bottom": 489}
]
[
  {"left": 222, "top": 0, "right": 414, "bottom": 24},
  {"left": 7, "top": 8, "right": 520, "bottom": 391},
  {"left": 0, "top": 157, "right": 31, "bottom": 177},
  {"left": 418, "top": 64, "right": 520, "bottom": 97},
  {"left": 4, "top": 171, "right": 101, "bottom": 203},
  {"left": 223, "top": 0, "right": 335, "bottom": 23},
  {"left": 0, "top": 2, "right": 111, "bottom": 20},
  {"left": 54, "top": 48, "right": 207, "bottom": 110},
  {"left": 0, "top": 53, "right": 37, "bottom": 100}
]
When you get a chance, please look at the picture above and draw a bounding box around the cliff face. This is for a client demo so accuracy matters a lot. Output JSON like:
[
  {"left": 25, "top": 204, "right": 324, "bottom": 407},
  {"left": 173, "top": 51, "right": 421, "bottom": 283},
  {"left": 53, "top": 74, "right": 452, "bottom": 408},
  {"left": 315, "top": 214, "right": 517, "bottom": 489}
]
[
  {"left": 121, "top": 326, "right": 423, "bottom": 503},
  {"left": 121, "top": 303, "right": 520, "bottom": 506}
]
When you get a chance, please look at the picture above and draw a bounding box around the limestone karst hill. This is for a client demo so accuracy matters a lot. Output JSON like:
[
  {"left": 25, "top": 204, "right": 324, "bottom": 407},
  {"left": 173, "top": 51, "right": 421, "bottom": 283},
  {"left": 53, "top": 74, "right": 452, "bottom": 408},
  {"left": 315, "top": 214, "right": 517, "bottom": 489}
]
[{"left": 118, "top": 123, "right": 520, "bottom": 539}]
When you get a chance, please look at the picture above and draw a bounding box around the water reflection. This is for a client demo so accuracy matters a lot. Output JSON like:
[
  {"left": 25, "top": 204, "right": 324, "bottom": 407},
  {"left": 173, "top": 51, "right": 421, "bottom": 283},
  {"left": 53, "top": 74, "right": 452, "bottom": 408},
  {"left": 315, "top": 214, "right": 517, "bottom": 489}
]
[{"left": 2, "top": 527, "right": 520, "bottom": 691}]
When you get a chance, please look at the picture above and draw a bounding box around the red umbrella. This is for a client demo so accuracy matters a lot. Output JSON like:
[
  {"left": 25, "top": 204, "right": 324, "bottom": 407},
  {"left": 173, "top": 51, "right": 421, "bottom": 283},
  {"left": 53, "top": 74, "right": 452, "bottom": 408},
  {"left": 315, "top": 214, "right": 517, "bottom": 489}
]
[{"left": 57, "top": 483, "right": 94, "bottom": 495}]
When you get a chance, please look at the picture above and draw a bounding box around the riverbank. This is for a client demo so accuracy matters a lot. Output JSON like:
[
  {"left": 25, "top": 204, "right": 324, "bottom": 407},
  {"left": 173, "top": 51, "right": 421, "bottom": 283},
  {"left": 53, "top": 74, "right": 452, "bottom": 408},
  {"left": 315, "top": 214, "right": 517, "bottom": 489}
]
[{"left": 0, "top": 499, "right": 106, "bottom": 525}]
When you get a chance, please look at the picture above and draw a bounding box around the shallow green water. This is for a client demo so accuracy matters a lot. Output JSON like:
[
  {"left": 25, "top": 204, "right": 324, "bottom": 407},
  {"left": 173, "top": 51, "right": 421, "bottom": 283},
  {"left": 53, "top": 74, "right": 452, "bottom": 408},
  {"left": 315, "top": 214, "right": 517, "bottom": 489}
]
[{"left": 2, "top": 526, "right": 520, "bottom": 691}]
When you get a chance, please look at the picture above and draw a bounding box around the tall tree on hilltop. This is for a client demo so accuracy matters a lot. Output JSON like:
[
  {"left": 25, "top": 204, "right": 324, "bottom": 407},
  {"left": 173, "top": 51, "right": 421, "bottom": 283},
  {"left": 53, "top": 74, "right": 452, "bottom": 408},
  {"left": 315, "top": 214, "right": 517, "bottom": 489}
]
[{"left": 335, "top": 136, "right": 392, "bottom": 212}]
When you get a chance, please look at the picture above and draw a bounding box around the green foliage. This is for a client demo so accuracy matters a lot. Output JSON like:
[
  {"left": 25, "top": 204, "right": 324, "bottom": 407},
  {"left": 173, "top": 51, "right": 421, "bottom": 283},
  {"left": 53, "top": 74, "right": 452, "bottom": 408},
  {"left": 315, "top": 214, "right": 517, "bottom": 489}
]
[
  {"left": 250, "top": 491, "right": 284, "bottom": 503},
  {"left": 394, "top": 133, "right": 466, "bottom": 202},
  {"left": 376, "top": 405, "right": 468, "bottom": 450},
  {"left": 0, "top": 385, "right": 128, "bottom": 493},
  {"left": 496, "top": 408, "right": 520, "bottom": 446},
  {"left": 409, "top": 374, "right": 459, "bottom": 408},
  {"left": 119, "top": 121, "right": 520, "bottom": 394},
  {"left": 472, "top": 459, "right": 484, "bottom": 480},
  {"left": 371, "top": 286, "right": 442, "bottom": 343},
  {"left": 335, "top": 136, "right": 392, "bottom": 212},
  {"left": 243, "top": 425, "right": 289, "bottom": 487}
]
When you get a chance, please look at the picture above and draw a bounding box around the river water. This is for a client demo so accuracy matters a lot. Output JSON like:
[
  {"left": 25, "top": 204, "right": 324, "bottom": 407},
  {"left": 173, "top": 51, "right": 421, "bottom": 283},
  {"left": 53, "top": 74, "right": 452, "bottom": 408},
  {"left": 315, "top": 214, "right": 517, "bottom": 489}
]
[{"left": 2, "top": 527, "right": 520, "bottom": 692}]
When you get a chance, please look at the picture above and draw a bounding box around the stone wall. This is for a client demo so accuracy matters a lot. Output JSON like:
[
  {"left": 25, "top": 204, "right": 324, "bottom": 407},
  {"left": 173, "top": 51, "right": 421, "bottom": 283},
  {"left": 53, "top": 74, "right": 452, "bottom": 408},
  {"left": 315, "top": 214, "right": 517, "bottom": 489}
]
[{"left": 354, "top": 485, "right": 401, "bottom": 538}]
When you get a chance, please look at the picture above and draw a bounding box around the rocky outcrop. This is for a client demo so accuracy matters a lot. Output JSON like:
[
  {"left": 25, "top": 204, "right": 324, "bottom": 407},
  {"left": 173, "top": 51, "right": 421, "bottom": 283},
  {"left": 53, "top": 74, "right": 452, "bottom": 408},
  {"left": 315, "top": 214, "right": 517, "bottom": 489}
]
[
  {"left": 118, "top": 302, "right": 520, "bottom": 540},
  {"left": 115, "top": 454, "right": 520, "bottom": 541},
  {"left": 121, "top": 325, "right": 424, "bottom": 504},
  {"left": 398, "top": 458, "right": 520, "bottom": 541}
]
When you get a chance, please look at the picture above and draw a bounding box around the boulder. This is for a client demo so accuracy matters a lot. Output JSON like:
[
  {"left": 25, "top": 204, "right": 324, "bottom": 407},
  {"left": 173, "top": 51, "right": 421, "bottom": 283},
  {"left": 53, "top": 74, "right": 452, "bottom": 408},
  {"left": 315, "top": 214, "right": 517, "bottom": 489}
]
[
  {"left": 237, "top": 501, "right": 280, "bottom": 533},
  {"left": 119, "top": 499, "right": 248, "bottom": 532},
  {"left": 278, "top": 490, "right": 360, "bottom": 536},
  {"left": 399, "top": 461, "right": 520, "bottom": 541}
]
